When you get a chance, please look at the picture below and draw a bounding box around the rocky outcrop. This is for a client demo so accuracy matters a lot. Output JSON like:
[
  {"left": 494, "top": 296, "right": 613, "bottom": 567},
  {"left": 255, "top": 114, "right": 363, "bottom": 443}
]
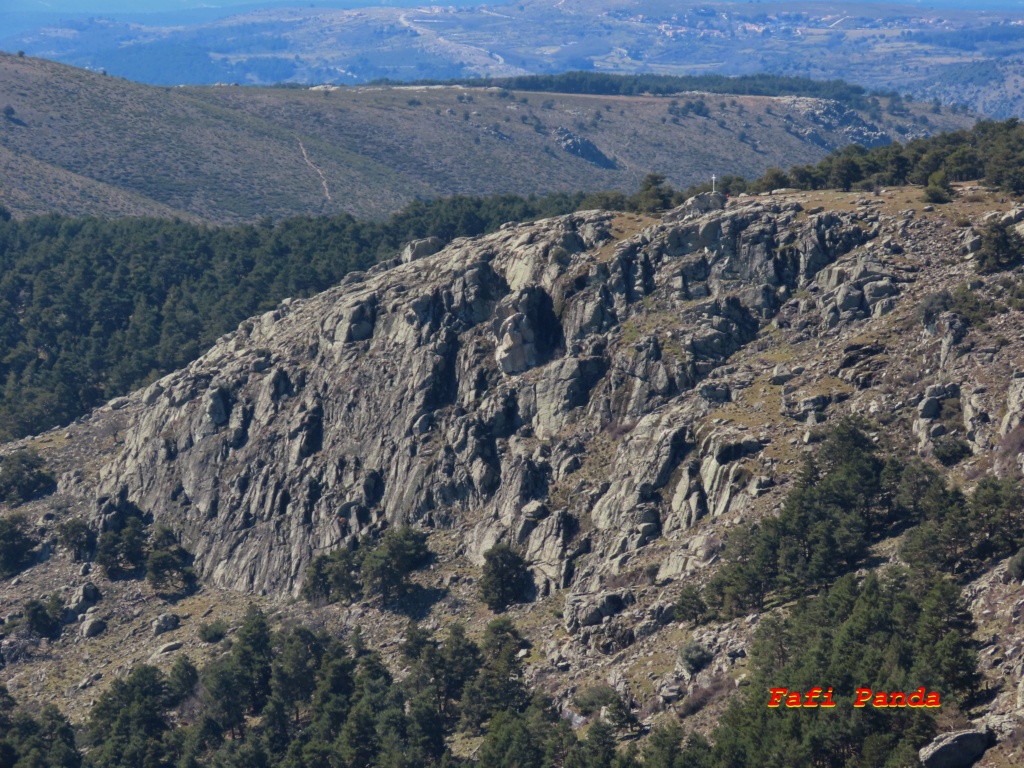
[
  {"left": 152, "top": 613, "right": 180, "bottom": 636},
  {"left": 913, "top": 382, "right": 962, "bottom": 448},
  {"left": 1000, "top": 374, "right": 1024, "bottom": 437},
  {"left": 14, "top": 186, "right": 1024, "bottom": 750},
  {"left": 563, "top": 591, "right": 636, "bottom": 634},
  {"left": 89, "top": 199, "right": 872, "bottom": 597},
  {"left": 552, "top": 127, "right": 616, "bottom": 168},
  {"left": 81, "top": 617, "right": 106, "bottom": 638},
  {"left": 918, "top": 729, "right": 991, "bottom": 768},
  {"left": 401, "top": 236, "right": 443, "bottom": 264},
  {"left": 779, "top": 97, "right": 891, "bottom": 149},
  {"left": 67, "top": 583, "right": 101, "bottom": 616}
]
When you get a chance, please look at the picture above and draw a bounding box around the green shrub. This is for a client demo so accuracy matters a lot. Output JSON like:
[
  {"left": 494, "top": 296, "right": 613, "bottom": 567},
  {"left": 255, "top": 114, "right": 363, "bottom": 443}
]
[
  {"left": 976, "top": 221, "right": 1024, "bottom": 274},
  {"left": 145, "top": 526, "right": 196, "bottom": 595},
  {"left": 923, "top": 170, "right": 953, "bottom": 203},
  {"left": 96, "top": 516, "right": 148, "bottom": 577},
  {"left": 479, "top": 543, "right": 532, "bottom": 612},
  {"left": 573, "top": 684, "right": 619, "bottom": 716},
  {"left": 680, "top": 640, "right": 714, "bottom": 674},
  {"left": 643, "top": 563, "right": 660, "bottom": 584},
  {"left": 918, "top": 283, "right": 996, "bottom": 328},
  {"left": 675, "top": 584, "right": 707, "bottom": 625},
  {"left": 23, "top": 594, "right": 64, "bottom": 639},
  {"left": 1008, "top": 547, "right": 1024, "bottom": 583},
  {"left": 0, "top": 450, "right": 56, "bottom": 505},
  {"left": 57, "top": 518, "right": 96, "bottom": 561},
  {"left": 923, "top": 185, "right": 951, "bottom": 204},
  {"left": 932, "top": 435, "right": 972, "bottom": 466},
  {"left": 0, "top": 514, "right": 36, "bottom": 578},
  {"left": 198, "top": 620, "right": 228, "bottom": 643},
  {"left": 917, "top": 290, "right": 952, "bottom": 326}
]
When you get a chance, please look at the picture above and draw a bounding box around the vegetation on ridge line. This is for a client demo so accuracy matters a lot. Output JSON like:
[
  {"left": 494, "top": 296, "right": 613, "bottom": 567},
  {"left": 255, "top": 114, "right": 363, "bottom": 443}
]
[
  {"left": 683, "top": 117, "right": 1024, "bottom": 198},
  {"left": 370, "top": 71, "right": 881, "bottom": 109}
]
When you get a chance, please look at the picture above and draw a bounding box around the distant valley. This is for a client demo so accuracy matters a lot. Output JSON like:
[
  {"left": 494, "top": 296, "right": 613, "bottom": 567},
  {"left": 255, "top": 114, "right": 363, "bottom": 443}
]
[{"left": 6, "top": 0, "right": 1024, "bottom": 117}]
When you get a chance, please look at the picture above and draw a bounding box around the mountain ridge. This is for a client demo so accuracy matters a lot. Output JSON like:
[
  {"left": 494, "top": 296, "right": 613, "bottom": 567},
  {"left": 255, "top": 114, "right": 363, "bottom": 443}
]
[
  {"left": 0, "top": 52, "right": 973, "bottom": 223},
  {"left": 4, "top": 182, "right": 1024, "bottom": 767}
]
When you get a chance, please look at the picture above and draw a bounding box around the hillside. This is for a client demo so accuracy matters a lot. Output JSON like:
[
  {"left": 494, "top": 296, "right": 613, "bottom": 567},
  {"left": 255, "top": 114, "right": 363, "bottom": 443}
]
[
  {"left": 3, "top": 181, "right": 1024, "bottom": 766},
  {"left": 0, "top": 52, "right": 973, "bottom": 223}
]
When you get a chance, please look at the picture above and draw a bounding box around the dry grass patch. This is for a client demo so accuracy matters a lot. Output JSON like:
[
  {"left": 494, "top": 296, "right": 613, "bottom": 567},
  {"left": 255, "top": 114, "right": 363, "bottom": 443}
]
[{"left": 595, "top": 214, "right": 660, "bottom": 263}]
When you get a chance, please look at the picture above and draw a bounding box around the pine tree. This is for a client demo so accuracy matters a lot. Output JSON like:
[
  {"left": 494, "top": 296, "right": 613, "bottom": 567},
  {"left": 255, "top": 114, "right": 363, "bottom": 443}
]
[
  {"left": 87, "top": 665, "right": 171, "bottom": 768},
  {"left": 337, "top": 702, "right": 379, "bottom": 768},
  {"left": 477, "top": 711, "right": 544, "bottom": 768},
  {"left": 459, "top": 619, "right": 528, "bottom": 732},
  {"left": 479, "top": 543, "right": 533, "bottom": 612},
  {"left": 400, "top": 621, "right": 434, "bottom": 661},
  {"left": 167, "top": 656, "right": 199, "bottom": 706},
  {"left": 310, "top": 643, "right": 356, "bottom": 741},
  {"left": 579, "top": 719, "right": 617, "bottom": 768},
  {"left": 361, "top": 526, "right": 430, "bottom": 602},
  {"left": 203, "top": 661, "right": 247, "bottom": 739},
  {"left": 233, "top": 605, "right": 273, "bottom": 714},
  {"left": 272, "top": 628, "right": 322, "bottom": 724},
  {"left": 605, "top": 694, "right": 638, "bottom": 733}
]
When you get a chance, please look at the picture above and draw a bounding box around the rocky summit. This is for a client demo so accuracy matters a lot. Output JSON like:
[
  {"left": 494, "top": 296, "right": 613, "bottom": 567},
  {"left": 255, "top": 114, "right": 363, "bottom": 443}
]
[
  {"left": 6, "top": 186, "right": 1024, "bottom": 764},
  {"left": 89, "top": 192, "right": 870, "bottom": 597}
]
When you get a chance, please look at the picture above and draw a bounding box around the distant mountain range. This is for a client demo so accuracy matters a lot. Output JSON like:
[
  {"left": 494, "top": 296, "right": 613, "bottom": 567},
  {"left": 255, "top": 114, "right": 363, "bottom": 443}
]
[
  {"left": 5, "top": 1, "right": 1024, "bottom": 117},
  {"left": 0, "top": 52, "right": 973, "bottom": 223}
]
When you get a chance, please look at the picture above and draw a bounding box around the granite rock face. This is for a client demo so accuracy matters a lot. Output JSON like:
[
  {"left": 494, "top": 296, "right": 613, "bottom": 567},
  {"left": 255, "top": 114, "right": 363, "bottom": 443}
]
[
  {"left": 918, "top": 728, "right": 990, "bottom": 768},
  {"left": 92, "top": 198, "right": 870, "bottom": 597}
]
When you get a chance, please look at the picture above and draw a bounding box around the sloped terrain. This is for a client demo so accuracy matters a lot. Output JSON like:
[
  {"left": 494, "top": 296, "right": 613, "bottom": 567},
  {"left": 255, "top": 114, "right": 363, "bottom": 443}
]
[
  {"left": 4, "top": 184, "right": 1024, "bottom": 764},
  {"left": 0, "top": 52, "right": 971, "bottom": 223}
]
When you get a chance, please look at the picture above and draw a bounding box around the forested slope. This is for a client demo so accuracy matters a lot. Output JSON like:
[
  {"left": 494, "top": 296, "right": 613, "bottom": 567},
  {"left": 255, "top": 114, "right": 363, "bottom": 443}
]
[{"left": 0, "top": 191, "right": 590, "bottom": 440}]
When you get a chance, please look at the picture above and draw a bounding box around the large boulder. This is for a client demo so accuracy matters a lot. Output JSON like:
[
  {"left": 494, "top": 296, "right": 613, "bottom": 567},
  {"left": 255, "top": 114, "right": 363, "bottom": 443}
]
[
  {"left": 152, "top": 613, "right": 180, "bottom": 636},
  {"left": 400, "top": 236, "right": 443, "bottom": 264},
  {"left": 81, "top": 618, "right": 106, "bottom": 638},
  {"left": 563, "top": 591, "right": 635, "bottom": 634},
  {"left": 68, "top": 583, "right": 101, "bottom": 615},
  {"left": 918, "top": 729, "right": 990, "bottom": 768}
]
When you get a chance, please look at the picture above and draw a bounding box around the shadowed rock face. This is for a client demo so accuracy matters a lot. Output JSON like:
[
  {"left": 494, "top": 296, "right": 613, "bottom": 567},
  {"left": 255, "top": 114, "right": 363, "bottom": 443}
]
[
  {"left": 552, "top": 127, "right": 617, "bottom": 169},
  {"left": 94, "top": 196, "right": 869, "bottom": 597}
]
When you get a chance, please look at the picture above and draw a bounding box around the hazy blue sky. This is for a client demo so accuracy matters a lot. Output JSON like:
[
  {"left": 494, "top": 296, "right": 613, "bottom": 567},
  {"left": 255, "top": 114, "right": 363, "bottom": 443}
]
[
  {"left": 6, "top": 1, "right": 242, "bottom": 10},
  {"left": 5, "top": 0, "right": 1024, "bottom": 17},
  {"left": 3, "top": 0, "right": 478, "bottom": 10}
]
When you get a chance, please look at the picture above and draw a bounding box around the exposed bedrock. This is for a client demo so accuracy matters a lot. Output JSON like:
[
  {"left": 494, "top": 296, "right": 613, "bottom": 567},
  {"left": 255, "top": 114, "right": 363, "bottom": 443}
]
[{"left": 94, "top": 197, "right": 871, "bottom": 596}]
